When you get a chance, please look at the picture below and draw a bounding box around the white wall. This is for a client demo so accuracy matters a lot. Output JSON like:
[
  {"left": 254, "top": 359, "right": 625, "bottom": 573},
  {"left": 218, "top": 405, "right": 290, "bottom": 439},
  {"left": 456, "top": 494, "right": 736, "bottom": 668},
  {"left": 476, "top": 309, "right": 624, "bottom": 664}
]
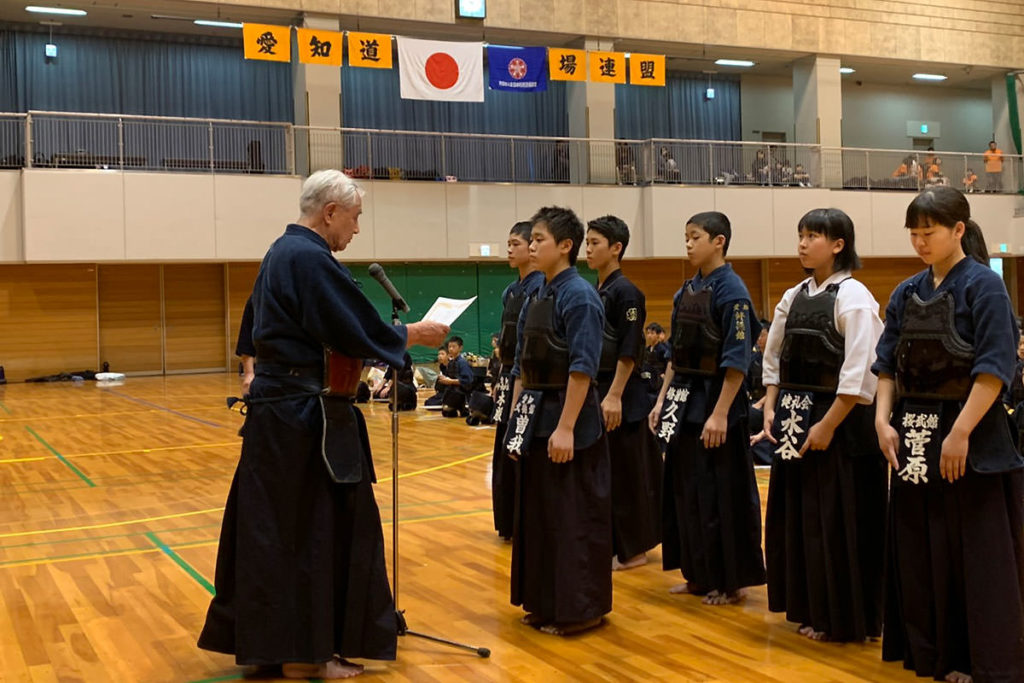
[
  {"left": 741, "top": 76, "right": 994, "bottom": 154},
  {"left": 740, "top": 75, "right": 794, "bottom": 142},
  {"left": 10, "top": 171, "right": 1023, "bottom": 261},
  {"left": 842, "top": 83, "right": 992, "bottom": 153}
]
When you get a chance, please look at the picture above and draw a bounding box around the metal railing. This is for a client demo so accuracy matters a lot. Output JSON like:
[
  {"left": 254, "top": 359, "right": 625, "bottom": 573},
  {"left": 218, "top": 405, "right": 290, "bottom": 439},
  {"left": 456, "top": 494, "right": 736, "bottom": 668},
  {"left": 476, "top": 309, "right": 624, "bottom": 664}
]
[
  {"left": 21, "top": 110, "right": 293, "bottom": 174},
  {"left": 1, "top": 111, "right": 1021, "bottom": 194}
]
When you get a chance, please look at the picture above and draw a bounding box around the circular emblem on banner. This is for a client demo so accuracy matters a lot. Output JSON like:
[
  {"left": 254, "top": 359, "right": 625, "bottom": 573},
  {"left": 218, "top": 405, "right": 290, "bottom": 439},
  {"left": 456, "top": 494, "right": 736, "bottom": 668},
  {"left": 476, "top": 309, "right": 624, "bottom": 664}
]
[
  {"left": 626, "top": 307, "right": 638, "bottom": 322},
  {"left": 508, "top": 57, "right": 528, "bottom": 80},
  {"left": 425, "top": 52, "right": 459, "bottom": 89}
]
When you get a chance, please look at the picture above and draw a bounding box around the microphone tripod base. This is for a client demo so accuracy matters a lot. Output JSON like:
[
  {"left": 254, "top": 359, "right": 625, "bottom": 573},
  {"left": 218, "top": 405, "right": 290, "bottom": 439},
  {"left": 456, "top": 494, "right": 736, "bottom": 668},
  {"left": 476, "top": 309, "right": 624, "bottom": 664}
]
[{"left": 395, "top": 610, "right": 491, "bottom": 658}]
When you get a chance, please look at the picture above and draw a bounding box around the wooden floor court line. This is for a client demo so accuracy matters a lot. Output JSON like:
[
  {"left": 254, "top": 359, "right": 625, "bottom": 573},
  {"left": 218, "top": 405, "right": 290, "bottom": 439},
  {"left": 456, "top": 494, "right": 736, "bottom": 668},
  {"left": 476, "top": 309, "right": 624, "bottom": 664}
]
[
  {"left": 104, "top": 388, "right": 232, "bottom": 429},
  {"left": 0, "top": 375, "right": 919, "bottom": 682},
  {"left": 24, "top": 424, "right": 96, "bottom": 486}
]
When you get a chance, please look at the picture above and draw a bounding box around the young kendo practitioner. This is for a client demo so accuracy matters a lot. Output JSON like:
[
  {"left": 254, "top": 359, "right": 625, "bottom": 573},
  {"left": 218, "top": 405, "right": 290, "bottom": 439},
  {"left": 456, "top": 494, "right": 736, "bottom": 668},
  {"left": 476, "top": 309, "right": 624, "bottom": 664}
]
[
  {"left": 585, "top": 215, "right": 662, "bottom": 570},
  {"left": 757, "top": 208, "right": 886, "bottom": 642},
  {"left": 648, "top": 211, "right": 766, "bottom": 606},
  {"left": 491, "top": 220, "right": 544, "bottom": 541},
  {"left": 506, "top": 206, "right": 612, "bottom": 636},
  {"left": 198, "top": 170, "right": 449, "bottom": 679},
  {"left": 873, "top": 186, "right": 1024, "bottom": 683}
]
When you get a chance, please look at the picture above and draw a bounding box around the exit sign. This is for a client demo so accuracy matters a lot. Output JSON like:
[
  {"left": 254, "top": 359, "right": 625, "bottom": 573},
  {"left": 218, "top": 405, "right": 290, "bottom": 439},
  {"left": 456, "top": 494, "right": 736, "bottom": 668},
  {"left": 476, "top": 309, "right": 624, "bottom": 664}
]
[{"left": 906, "top": 120, "right": 940, "bottom": 138}]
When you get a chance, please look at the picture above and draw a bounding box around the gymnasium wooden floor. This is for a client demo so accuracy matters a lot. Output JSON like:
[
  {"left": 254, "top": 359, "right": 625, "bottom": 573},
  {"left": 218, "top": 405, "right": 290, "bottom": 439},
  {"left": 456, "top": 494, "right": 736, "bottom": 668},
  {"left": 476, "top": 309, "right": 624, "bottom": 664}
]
[{"left": 0, "top": 373, "right": 919, "bottom": 682}]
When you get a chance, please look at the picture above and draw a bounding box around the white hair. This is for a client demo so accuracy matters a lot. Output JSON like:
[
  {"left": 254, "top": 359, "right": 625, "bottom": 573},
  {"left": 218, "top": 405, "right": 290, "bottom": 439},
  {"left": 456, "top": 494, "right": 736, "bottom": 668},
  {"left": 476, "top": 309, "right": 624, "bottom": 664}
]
[{"left": 298, "top": 169, "right": 364, "bottom": 216}]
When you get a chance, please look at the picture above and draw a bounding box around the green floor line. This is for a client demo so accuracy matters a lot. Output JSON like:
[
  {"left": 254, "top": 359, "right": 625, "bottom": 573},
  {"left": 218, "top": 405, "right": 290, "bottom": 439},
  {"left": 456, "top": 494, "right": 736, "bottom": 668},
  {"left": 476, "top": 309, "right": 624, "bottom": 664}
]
[
  {"left": 145, "top": 531, "right": 215, "bottom": 595},
  {"left": 25, "top": 426, "right": 95, "bottom": 487},
  {"left": 0, "top": 400, "right": 10, "bottom": 415}
]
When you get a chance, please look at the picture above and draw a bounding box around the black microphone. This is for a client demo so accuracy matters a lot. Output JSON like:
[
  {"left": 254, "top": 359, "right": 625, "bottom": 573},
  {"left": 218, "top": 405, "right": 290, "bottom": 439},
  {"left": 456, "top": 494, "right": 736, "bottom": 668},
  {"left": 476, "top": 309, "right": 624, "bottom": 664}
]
[{"left": 368, "top": 263, "right": 410, "bottom": 313}]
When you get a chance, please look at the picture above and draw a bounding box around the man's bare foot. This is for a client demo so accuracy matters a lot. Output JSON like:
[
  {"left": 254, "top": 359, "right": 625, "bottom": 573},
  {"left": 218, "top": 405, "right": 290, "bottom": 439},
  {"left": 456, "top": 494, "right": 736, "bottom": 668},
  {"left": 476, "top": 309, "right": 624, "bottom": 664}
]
[
  {"left": 520, "top": 613, "right": 548, "bottom": 628},
  {"left": 945, "top": 672, "right": 972, "bottom": 683},
  {"left": 612, "top": 553, "right": 648, "bottom": 571},
  {"left": 539, "top": 616, "right": 604, "bottom": 636},
  {"left": 804, "top": 629, "right": 828, "bottom": 641},
  {"left": 797, "top": 624, "right": 814, "bottom": 636},
  {"left": 701, "top": 589, "right": 744, "bottom": 606},
  {"left": 669, "top": 581, "right": 705, "bottom": 595},
  {"left": 283, "top": 657, "right": 363, "bottom": 679}
]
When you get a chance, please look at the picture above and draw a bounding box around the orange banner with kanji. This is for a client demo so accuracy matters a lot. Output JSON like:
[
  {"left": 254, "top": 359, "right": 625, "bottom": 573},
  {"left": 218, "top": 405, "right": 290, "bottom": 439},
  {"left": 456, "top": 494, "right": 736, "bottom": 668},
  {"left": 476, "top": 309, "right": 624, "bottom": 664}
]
[
  {"left": 242, "top": 23, "right": 291, "bottom": 62},
  {"left": 548, "top": 48, "right": 586, "bottom": 81},
  {"left": 629, "top": 53, "right": 666, "bottom": 86},
  {"left": 296, "top": 28, "right": 342, "bottom": 66},
  {"left": 348, "top": 32, "right": 393, "bottom": 68},
  {"left": 588, "top": 51, "right": 627, "bottom": 84}
]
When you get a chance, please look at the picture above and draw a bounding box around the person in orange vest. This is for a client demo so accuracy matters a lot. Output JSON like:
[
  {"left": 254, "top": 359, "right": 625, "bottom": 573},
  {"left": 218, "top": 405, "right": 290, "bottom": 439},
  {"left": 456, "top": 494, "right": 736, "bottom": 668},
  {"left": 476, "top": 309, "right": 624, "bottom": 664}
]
[{"left": 983, "top": 140, "right": 1004, "bottom": 192}]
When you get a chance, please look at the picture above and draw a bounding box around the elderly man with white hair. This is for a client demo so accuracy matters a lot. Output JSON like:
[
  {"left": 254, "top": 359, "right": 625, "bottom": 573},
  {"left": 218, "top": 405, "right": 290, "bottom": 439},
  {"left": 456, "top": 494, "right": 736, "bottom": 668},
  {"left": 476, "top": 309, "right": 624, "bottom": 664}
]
[{"left": 198, "top": 170, "right": 449, "bottom": 679}]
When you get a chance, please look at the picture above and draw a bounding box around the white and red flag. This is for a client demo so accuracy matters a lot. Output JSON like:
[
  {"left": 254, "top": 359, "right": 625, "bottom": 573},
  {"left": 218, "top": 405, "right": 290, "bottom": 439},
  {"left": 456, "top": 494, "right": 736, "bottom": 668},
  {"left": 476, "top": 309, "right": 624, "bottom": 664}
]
[{"left": 397, "top": 37, "right": 484, "bottom": 102}]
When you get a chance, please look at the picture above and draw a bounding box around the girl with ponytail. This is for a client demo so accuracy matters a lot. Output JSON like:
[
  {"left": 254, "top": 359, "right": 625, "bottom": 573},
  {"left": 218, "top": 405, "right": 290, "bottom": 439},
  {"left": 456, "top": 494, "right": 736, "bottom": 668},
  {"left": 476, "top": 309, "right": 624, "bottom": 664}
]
[{"left": 872, "top": 186, "right": 1024, "bottom": 683}]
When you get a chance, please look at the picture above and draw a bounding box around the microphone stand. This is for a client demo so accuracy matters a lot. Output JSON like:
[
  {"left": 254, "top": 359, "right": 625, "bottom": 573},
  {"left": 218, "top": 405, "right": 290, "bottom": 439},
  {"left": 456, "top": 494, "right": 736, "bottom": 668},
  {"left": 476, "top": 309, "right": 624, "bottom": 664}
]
[{"left": 388, "top": 299, "right": 490, "bottom": 658}]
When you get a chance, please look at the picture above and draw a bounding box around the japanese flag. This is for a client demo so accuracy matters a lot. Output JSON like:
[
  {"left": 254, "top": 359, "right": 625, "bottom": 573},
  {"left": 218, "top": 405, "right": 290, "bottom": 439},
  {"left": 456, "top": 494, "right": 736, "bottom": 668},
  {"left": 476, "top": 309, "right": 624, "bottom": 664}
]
[{"left": 398, "top": 37, "right": 484, "bottom": 102}]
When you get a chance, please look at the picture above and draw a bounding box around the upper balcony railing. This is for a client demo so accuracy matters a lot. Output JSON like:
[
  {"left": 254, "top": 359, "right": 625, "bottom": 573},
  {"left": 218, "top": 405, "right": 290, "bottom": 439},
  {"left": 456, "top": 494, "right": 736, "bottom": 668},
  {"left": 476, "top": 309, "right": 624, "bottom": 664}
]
[{"left": 1, "top": 111, "right": 1020, "bottom": 195}]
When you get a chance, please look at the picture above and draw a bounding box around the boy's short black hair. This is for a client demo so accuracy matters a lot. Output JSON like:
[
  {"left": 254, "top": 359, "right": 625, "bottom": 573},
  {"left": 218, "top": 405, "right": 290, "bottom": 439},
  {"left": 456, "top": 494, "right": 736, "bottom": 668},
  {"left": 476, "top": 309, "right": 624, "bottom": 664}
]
[
  {"left": 586, "top": 215, "right": 631, "bottom": 261},
  {"left": 645, "top": 322, "right": 664, "bottom": 334},
  {"left": 797, "top": 208, "right": 862, "bottom": 273},
  {"left": 509, "top": 220, "right": 532, "bottom": 240},
  {"left": 447, "top": 336, "right": 464, "bottom": 347},
  {"left": 531, "top": 206, "right": 584, "bottom": 266},
  {"left": 686, "top": 211, "right": 732, "bottom": 256}
]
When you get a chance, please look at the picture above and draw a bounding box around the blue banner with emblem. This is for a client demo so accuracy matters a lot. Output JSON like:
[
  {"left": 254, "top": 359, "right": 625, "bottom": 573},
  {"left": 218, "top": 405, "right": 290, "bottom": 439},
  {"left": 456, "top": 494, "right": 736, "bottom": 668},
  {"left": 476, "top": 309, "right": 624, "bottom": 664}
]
[{"left": 487, "top": 45, "right": 548, "bottom": 92}]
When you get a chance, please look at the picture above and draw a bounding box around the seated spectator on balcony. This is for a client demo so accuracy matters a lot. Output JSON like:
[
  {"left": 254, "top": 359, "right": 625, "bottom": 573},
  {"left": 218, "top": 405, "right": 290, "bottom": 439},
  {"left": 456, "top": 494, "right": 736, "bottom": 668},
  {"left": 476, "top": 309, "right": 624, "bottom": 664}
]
[
  {"left": 891, "top": 156, "right": 922, "bottom": 185},
  {"left": 984, "top": 140, "right": 1004, "bottom": 192},
  {"left": 793, "top": 163, "right": 811, "bottom": 187},
  {"left": 922, "top": 146, "right": 937, "bottom": 168},
  {"left": 752, "top": 149, "right": 771, "bottom": 184},
  {"left": 963, "top": 168, "right": 978, "bottom": 193},
  {"left": 657, "top": 146, "right": 680, "bottom": 182},
  {"left": 616, "top": 143, "right": 637, "bottom": 185},
  {"left": 553, "top": 141, "right": 571, "bottom": 183}
]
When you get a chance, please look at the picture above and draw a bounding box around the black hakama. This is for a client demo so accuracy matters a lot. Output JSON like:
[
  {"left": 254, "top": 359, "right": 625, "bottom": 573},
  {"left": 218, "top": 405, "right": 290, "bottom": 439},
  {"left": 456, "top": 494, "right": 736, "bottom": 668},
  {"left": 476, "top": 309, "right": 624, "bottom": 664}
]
[
  {"left": 511, "top": 434, "right": 613, "bottom": 623},
  {"left": 882, "top": 467, "right": 1024, "bottom": 681},
  {"left": 765, "top": 403, "right": 887, "bottom": 641},
  {"left": 662, "top": 419, "right": 766, "bottom": 594},
  {"left": 198, "top": 389, "right": 396, "bottom": 664},
  {"left": 609, "top": 420, "right": 662, "bottom": 563},
  {"left": 491, "top": 419, "right": 516, "bottom": 539}
]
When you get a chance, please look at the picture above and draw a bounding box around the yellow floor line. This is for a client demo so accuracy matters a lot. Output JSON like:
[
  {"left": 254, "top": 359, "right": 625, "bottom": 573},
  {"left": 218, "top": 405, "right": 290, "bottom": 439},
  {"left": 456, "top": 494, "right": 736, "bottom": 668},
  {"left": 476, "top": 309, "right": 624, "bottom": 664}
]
[{"left": 0, "top": 451, "right": 492, "bottom": 539}]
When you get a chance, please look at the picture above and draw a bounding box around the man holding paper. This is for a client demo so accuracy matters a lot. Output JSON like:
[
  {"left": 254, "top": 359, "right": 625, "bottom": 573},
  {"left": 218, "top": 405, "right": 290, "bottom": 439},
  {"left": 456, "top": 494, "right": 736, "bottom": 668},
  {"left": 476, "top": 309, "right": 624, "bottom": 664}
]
[{"left": 198, "top": 170, "right": 448, "bottom": 679}]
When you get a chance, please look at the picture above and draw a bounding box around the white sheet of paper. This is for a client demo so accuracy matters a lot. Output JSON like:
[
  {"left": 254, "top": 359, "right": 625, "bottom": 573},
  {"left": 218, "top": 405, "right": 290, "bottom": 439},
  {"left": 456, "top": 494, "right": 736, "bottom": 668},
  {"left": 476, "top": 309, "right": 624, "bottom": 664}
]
[{"left": 421, "top": 296, "right": 477, "bottom": 326}]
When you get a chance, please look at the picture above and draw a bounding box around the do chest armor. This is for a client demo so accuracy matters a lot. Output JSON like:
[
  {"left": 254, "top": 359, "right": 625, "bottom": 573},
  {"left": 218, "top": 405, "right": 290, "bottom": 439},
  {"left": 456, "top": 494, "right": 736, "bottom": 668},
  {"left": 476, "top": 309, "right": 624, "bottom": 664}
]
[
  {"left": 895, "top": 291, "right": 974, "bottom": 401},
  {"left": 498, "top": 288, "right": 528, "bottom": 370},
  {"left": 671, "top": 285, "right": 722, "bottom": 376},
  {"left": 520, "top": 293, "right": 571, "bottom": 390},
  {"left": 779, "top": 281, "right": 846, "bottom": 393}
]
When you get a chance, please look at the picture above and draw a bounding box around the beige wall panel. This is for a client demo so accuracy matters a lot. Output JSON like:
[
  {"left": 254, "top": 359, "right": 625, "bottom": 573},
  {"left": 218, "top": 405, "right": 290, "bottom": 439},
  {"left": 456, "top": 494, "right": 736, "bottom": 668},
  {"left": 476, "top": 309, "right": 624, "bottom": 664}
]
[
  {"left": 821, "top": 191, "right": 876, "bottom": 256},
  {"left": 0, "top": 264, "right": 98, "bottom": 380},
  {"left": 648, "top": 186, "right": 714, "bottom": 258},
  {"left": 713, "top": 187, "right": 774, "bottom": 257},
  {"left": 0, "top": 171, "right": 22, "bottom": 262},
  {"left": 124, "top": 173, "right": 215, "bottom": 260},
  {"left": 513, "top": 184, "right": 585, "bottom": 225},
  {"left": 581, "top": 186, "right": 646, "bottom": 256},
  {"left": 371, "top": 181, "right": 447, "bottom": 259},
  {"left": 444, "top": 184, "right": 518, "bottom": 258},
  {"left": 163, "top": 264, "right": 226, "bottom": 372},
  {"left": 197, "top": 0, "right": 1024, "bottom": 68},
  {"left": 870, "top": 192, "right": 918, "bottom": 257},
  {"left": 97, "top": 264, "right": 162, "bottom": 373},
  {"left": 22, "top": 170, "right": 125, "bottom": 262},
  {"left": 770, "top": 188, "right": 834, "bottom": 256},
  {"left": 969, "top": 194, "right": 1020, "bottom": 252},
  {"left": 214, "top": 175, "right": 302, "bottom": 260}
]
